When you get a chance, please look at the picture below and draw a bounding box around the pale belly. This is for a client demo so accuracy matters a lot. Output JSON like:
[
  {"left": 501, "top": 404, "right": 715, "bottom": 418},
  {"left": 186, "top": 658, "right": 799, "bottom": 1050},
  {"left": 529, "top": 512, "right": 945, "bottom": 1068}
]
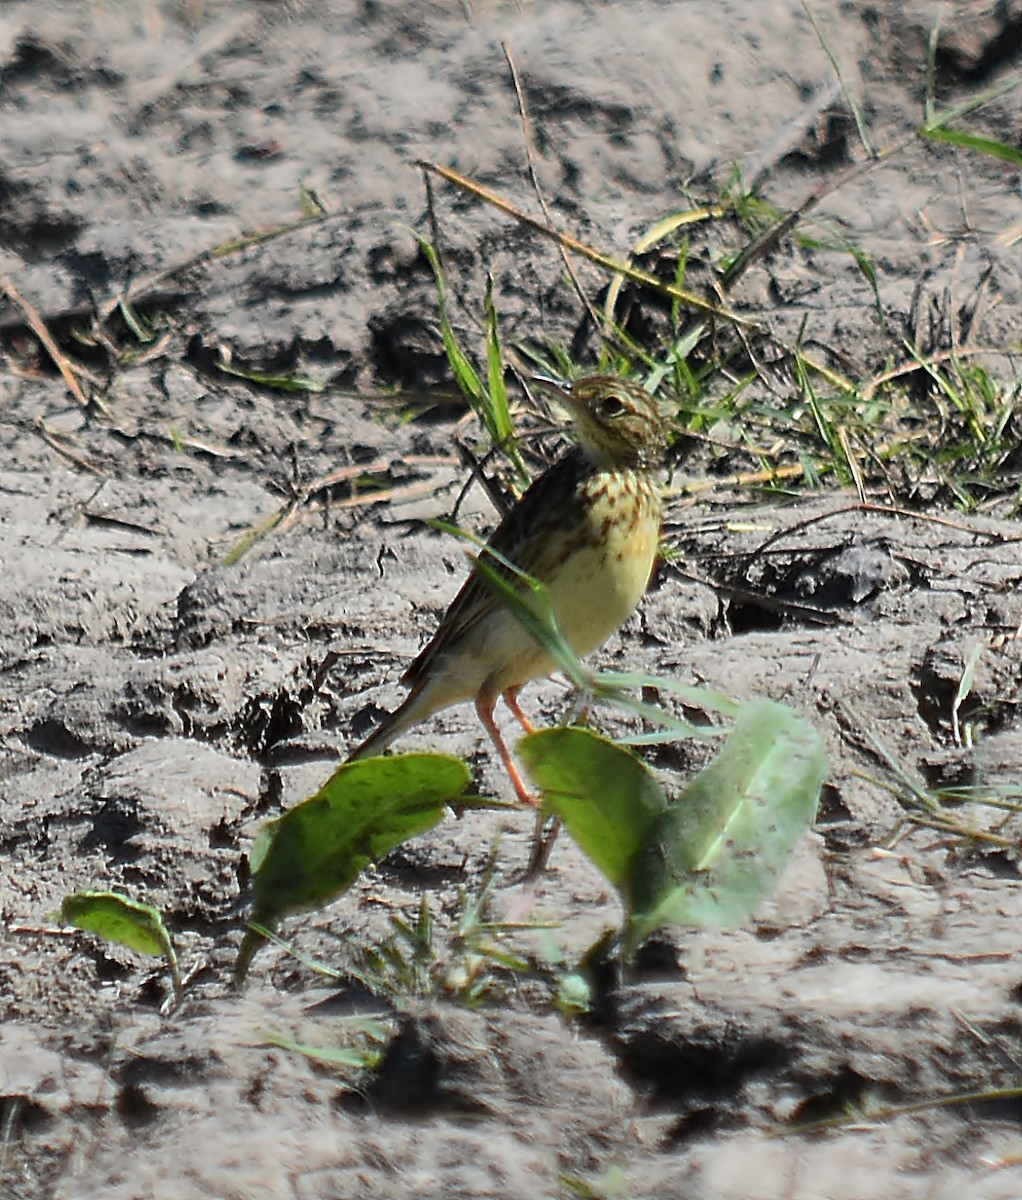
[{"left": 432, "top": 482, "right": 660, "bottom": 703}]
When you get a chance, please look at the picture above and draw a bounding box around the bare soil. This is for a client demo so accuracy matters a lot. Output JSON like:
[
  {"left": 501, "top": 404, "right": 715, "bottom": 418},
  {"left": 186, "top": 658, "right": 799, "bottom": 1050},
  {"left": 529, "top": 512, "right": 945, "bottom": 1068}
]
[{"left": 2, "top": 2, "right": 1022, "bottom": 1197}]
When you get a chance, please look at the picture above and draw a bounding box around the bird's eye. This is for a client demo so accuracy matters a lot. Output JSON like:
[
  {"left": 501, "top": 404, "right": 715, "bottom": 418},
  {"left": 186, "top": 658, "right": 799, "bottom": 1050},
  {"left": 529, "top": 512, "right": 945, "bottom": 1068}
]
[{"left": 598, "top": 394, "right": 627, "bottom": 419}]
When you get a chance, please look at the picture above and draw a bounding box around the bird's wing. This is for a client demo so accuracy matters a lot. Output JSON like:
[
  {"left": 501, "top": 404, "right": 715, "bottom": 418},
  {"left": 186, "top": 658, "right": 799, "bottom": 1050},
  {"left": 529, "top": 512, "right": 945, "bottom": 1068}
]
[{"left": 401, "top": 449, "right": 590, "bottom": 686}]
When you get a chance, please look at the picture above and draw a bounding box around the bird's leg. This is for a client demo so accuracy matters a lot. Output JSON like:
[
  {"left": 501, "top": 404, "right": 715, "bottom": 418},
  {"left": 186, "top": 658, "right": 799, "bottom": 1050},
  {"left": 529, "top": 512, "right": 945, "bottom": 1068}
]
[
  {"left": 475, "top": 694, "right": 537, "bottom": 806},
  {"left": 502, "top": 685, "right": 536, "bottom": 735},
  {"left": 499, "top": 687, "right": 560, "bottom": 874}
]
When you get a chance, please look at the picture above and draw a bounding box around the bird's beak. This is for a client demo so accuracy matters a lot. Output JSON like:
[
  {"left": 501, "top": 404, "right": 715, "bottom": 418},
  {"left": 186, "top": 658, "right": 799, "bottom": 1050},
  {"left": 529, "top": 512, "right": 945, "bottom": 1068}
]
[
  {"left": 529, "top": 373, "right": 571, "bottom": 393},
  {"left": 529, "top": 374, "right": 581, "bottom": 418}
]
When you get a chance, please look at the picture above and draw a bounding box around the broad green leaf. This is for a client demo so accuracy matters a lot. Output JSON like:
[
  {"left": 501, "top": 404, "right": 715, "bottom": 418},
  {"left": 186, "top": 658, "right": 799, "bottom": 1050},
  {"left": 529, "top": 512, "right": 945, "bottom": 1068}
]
[
  {"left": 61, "top": 890, "right": 181, "bottom": 996},
  {"left": 61, "top": 890, "right": 176, "bottom": 960},
  {"left": 519, "top": 728, "right": 667, "bottom": 889},
  {"left": 236, "top": 754, "right": 471, "bottom": 981},
  {"left": 626, "top": 699, "right": 827, "bottom": 946}
]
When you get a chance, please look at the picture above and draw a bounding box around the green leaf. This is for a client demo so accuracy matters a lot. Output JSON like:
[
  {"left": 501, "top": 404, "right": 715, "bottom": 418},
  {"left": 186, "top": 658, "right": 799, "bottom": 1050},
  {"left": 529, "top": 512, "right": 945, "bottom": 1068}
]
[
  {"left": 61, "top": 890, "right": 175, "bottom": 959},
  {"left": 556, "top": 971, "right": 594, "bottom": 1015},
  {"left": 236, "top": 754, "right": 471, "bottom": 982},
  {"left": 518, "top": 728, "right": 668, "bottom": 889},
  {"left": 626, "top": 699, "right": 827, "bottom": 946},
  {"left": 61, "top": 890, "right": 181, "bottom": 998}
]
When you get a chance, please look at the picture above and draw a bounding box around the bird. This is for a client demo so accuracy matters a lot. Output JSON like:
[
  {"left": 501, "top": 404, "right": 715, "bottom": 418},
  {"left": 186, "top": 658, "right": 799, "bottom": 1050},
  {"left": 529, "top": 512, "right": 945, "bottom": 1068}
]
[{"left": 346, "top": 374, "right": 667, "bottom": 804}]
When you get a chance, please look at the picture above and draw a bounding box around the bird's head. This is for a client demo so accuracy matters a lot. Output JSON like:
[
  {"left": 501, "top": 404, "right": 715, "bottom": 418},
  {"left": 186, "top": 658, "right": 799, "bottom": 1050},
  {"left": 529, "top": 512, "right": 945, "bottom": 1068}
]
[{"left": 539, "top": 375, "right": 667, "bottom": 470}]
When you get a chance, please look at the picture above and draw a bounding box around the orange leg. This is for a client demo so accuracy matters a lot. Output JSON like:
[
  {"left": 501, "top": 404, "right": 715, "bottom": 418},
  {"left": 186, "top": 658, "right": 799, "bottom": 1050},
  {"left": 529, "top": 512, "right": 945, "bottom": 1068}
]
[
  {"left": 502, "top": 685, "right": 535, "bottom": 735},
  {"left": 475, "top": 695, "right": 537, "bottom": 806}
]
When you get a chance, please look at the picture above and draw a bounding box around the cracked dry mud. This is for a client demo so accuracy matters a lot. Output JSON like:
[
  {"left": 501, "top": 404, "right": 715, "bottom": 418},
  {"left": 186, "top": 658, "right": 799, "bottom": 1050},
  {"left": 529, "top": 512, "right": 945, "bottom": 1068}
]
[{"left": 2, "top": 2, "right": 1022, "bottom": 1197}]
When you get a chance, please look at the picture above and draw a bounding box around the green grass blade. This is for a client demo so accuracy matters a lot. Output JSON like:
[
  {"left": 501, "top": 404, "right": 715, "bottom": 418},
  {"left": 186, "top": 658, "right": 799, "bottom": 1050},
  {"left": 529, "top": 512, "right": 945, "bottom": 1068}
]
[
  {"left": 483, "top": 275, "right": 515, "bottom": 447},
  {"left": 923, "top": 65, "right": 1022, "bottom": 131},
  {"left": 921, "top": 125, "right": 1022, "bottom": 167},
  {"left": 415, "top": 233, "right": 487, "bottom": 412},
  {"left": 593, "top": 672, "right": 740, "bottom": 717}
]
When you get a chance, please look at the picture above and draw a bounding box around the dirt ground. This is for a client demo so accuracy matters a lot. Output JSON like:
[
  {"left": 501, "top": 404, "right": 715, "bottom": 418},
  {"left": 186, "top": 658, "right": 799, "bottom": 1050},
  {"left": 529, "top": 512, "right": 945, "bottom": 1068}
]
[{"left": 3, "top": 1, "right": 1022, "bottom": 1197}]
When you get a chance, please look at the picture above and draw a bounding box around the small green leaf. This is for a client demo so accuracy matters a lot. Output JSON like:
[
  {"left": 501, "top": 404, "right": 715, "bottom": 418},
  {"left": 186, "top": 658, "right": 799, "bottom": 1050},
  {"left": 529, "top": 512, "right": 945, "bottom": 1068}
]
[
  {"left": 236, "top": 754, "right": 471, "bottom": 982},
  {"left": 519, "top": 728, "right": 667, "bottom": 889},
  {"left": 626, "top": 699, "right": 827, "bottom": 946},
  {"left": 61, "top": 890, "right": 175, "bottom": 959},
  {"left": 556, "top": 971, "right": 594, "bottom": 1015},
  {"left": 61, "top": 890, "right": 181, "bottom": 997},
  {"left": 261, "top": 1038, "right": 373, "bottom": 1069}
]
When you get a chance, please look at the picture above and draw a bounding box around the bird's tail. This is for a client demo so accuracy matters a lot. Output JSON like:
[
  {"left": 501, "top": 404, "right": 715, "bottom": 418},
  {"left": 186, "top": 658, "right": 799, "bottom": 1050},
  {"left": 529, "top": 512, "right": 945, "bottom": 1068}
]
[
  {"left": 345, "top": 715, "right": 396, "bottom": 762},
  {"left": 344, "top": 687, "right": 430, "bottom": 762}
]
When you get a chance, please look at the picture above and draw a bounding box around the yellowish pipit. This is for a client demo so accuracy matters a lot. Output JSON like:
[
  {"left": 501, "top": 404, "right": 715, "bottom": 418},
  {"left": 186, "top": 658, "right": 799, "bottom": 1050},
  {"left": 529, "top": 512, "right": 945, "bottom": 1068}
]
[{"left": 347, "top": 375, "right": 666, "bottom": 802}]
